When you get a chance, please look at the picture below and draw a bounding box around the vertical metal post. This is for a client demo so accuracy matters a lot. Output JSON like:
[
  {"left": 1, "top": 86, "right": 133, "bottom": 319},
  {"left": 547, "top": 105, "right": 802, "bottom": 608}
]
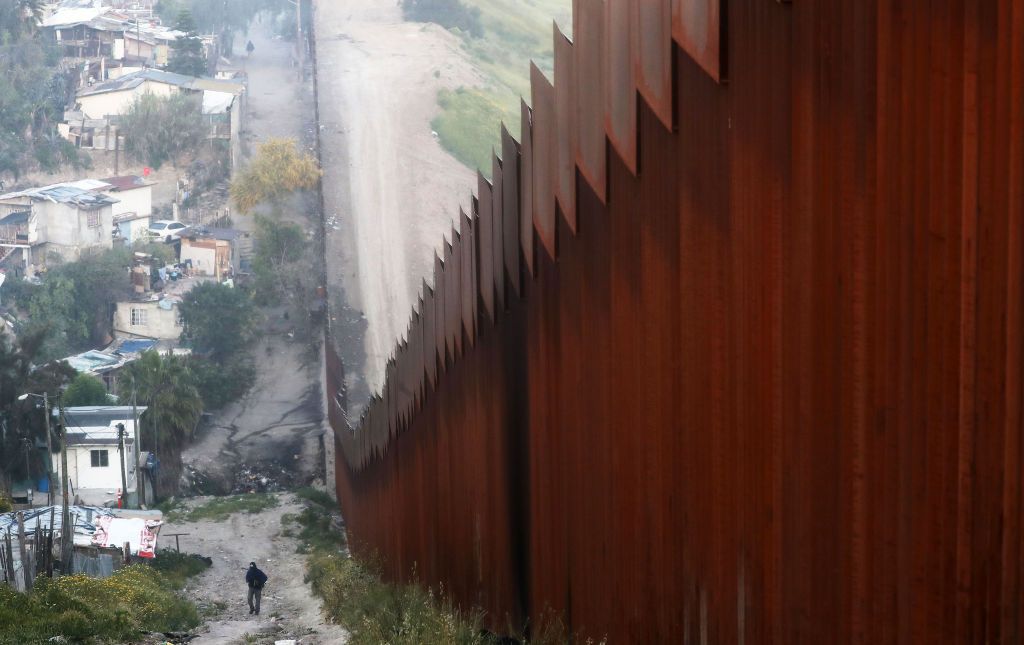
[
  {"left": 43, "top": 392, "right": 53, "bottom": 506},
  {"left": 59, "top": 404, "right": 72, "bottom": 574},
  {"left": 133, "top": 389, "right": 143, "bottom": 507},
  {"left": 16, "top": 512, "right": 30, "bottom": 592},
  {"left": 117, "top": 424, "right": 128, "bottom": 508}
]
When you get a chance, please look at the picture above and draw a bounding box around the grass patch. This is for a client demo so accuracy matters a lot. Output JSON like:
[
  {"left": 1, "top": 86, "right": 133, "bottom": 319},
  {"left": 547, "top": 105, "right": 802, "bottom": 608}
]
[
  {"left": 147, "top": 550, "right": 212, "bottom": 589},
  {"left": 293, "top": 497, "right": 517, "bottom": 644},
  {"left": 432, "top": 87, "right": 508, "bottom": 173},
  {"left": 306, "top": 552, "right": 496, "bottom": 645},
  {"left": 294, "top": 486, "right": 337, "bottom": 509},
  {"left": 156, "top": 496, "right": 186, "bottom": 523},
  {"left": 174, "top": 493, "right": 280, "bottom": 523},
  {"left": 430, "top": 0, "right": 571, "bottom": 173},
  {"left": 0, "top": 565, "right": 199, "bottom": 645},
  {"left": 291, "top": 505, "right": 347, "bottom": 554}
]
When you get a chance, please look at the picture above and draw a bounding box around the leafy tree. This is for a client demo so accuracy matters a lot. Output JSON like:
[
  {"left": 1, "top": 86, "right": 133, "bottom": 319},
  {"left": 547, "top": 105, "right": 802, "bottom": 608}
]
[
  {"left": 0, "top": 28, "right": 82, "bottom": 180},
  {"left": 167, "top": 10, "right": 208, "bottom": 77},
  {"left": 0, "top": 329, "right": 75, "bottom": 487},
  {"left": 178, "top": 282, "right": 258, "bottom": 360},
  {"left": 230, "top": 139, "right": 321, "bottom": 213},
  {"left": 0, "top": 0, "right": 44, "bottom": 42},
  {"left": 187, "top": 355, "right": 256, "bottom": 409},
  {"left": 13, "top": 248, "right": 134, "bottom": 361},
  {"left": 62, "top": 373, "right": 110, "bottom": 406},
  {"left": 121, "top": 93, "right": 207, "bottom": 169},
  {"left": 119, "top": 351, "right": 202, "bottom": 497}
]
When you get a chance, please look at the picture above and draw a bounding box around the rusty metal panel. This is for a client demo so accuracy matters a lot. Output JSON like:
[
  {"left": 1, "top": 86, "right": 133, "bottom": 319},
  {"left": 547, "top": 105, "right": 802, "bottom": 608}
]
[
  {"left": 445, "top": 231, "right": 462, "bottom": 359},
  {"left": 410, "top": 305, "right": 424, "bottom": 407},
  {"left": 491, "top": 154, "right": 505, "bottom": 312},
  {"left": 520, "top": 100, "right": 535, "bottom": 275},
  {"left": 573, "top": 0, "right": 607, "bottom": 202},
  {"left": 634, "top": 0, "right": 673, "bottom": 130},
  {"left": 501, "top": 126, "right": 521, "bottom": 297},
  {"left": 433, "top": 254, "right": 446, "bottom": 373},
  {"left": 477, "top": 174, "right": 495, "bottom": 322},
  {"left": 554, "top": 24, "right": 577, "bottom": 232},
  {"left": 422, "top": 281, "right": 437, "bottom": 388},
  {"left": 671, "top": 0, "right": 722, "bottom": 82},
  {"left": 330, "top": 1, "right": 1024, "bottom": 642},
  {"left": 604, "top": 0, "right": 636, "bottom": 174},
  {"left": 460, "top": 209, "right": 476, "bottom": 345},
  {"left": 531, "top": 64, "right": 557, "bottom": 260}
]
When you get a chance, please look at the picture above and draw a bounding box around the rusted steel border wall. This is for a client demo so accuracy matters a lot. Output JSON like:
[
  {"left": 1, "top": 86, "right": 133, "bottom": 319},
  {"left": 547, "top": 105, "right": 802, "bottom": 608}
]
[{"left": 327, "top": 1, "right": 1024, "bottom": 642}]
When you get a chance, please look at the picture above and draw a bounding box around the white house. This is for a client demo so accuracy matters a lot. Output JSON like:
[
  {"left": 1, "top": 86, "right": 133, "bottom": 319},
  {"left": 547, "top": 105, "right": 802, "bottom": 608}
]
[
  {"left": 114, "top": 297, "right": 183, "bottom": 341},
  {"left": 0, "top": 180, "right": 118, "bottom": 270},
  {"left": 102, "top": 175, "right": 155, "bottom": 243},
  {"left": 55, "top": 406, "right": 147, "bottom": 507}
]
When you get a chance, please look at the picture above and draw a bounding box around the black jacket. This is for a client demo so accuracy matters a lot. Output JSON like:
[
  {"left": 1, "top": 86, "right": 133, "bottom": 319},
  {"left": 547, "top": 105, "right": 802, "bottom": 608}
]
[{"left": 246, "top": 566, "right": 268, "bottom": 588}]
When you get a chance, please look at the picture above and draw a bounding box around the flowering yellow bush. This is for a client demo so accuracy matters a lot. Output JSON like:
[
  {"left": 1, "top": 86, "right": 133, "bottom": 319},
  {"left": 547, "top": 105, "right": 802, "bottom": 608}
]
[{"left": 0, "top": 565, "right": 199, "bottom": 644}]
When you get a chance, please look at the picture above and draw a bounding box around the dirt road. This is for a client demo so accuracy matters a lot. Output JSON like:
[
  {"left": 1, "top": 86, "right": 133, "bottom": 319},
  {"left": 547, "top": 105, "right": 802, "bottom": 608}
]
[
  {"left": 182, "top": 21, "right": 328, "bottom": 492},
  {"left": 314, "top": 0, "right": 479, "bottom": 401},
  {"left": 162, "top": 494, "right": 349, "bottom": 644}
]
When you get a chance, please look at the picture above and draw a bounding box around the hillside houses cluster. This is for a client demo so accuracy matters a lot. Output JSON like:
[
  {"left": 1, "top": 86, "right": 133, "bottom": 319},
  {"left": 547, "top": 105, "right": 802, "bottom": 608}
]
[{"left": 35, "top": 0, "right": 247, "bottom": 166}]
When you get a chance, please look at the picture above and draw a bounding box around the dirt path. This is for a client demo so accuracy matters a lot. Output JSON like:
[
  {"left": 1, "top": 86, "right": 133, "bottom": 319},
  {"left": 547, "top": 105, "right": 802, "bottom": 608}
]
[
  {"left": 314, "top": 0, "right": 479, "bottom": 401},
  {"left": 162, "top": 493, "right": 349, "bottom": 644}
]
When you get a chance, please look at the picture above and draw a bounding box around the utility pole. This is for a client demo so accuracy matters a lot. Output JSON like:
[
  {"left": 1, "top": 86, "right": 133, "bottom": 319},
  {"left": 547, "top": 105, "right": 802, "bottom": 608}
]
[
  {"left": 297, "top": 0, "right": 303, "bottom": 75},
  {"left": 43, "top": 391, "right": 53, "bottom": 506},
  {"left": 22, "top": 439, "right": 31, "bottom": 499},
  {"left": 116, "top": 424, "right": 128, "bottom": 509},
  {"left": 58, "top": 403, "right": 71, "bottom": 574},
  {"left": 132, "top": 389, "right": 143, "bottom": 507}
]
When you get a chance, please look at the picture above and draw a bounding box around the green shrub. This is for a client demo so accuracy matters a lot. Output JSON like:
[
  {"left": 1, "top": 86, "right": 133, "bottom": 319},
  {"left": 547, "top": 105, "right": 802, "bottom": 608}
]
[
  {"left": 0, "top": 565, "right": 199, "bottom": 645},
  {"left": 62, "top": 373, "right": 111, "bottom": 406},
  {"left": 295, "top": 486, "right": 336, "bottom": 509},
  {"left": 147, "top": 550, "right": 212, "bottom": 588},
  {"left": 187, "top": 355, "right": 256, "bottom": 409}
]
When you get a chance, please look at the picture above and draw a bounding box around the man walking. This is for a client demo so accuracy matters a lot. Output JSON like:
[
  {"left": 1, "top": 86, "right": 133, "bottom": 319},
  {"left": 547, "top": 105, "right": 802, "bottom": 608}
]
[{"left": 246, "top": 561, "right": 268, "bottom": 615}]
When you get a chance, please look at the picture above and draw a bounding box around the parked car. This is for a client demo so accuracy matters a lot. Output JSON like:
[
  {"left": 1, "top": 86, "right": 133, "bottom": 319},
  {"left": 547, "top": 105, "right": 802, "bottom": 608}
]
[{"left": 147, "top": 220, "right": 188, "bottom": 242}]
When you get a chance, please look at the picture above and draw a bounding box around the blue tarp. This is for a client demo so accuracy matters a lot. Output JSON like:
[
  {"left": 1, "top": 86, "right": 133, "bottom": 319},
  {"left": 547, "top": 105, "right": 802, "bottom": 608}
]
[{"left": 116, "top": 339, "right": 157, "bottom": 354}]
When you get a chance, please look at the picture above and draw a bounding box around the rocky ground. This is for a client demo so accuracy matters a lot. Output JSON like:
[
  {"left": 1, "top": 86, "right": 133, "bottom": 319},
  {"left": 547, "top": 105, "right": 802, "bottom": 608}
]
[{"left": 161, "top": 493, "right": 349, "bottom": 645}]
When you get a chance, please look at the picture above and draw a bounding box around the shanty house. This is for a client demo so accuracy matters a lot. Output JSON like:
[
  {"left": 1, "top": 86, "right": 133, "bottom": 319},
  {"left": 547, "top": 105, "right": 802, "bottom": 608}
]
[
  {"left": 0, "top": 180, "right": 117, "bottom": 269},
  {"left": 102, "top": 175, "right": 155, "bottom": 243},
  {"left": 179, "top": 227, "right": 239, "bottom": 279},
  {"left": 55, "top": 406, "right": 146, "bottom": 507}
]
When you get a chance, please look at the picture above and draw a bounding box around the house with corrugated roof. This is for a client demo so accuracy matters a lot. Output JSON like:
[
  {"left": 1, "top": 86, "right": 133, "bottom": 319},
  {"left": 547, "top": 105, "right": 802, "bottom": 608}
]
[
  {"left": 54, "top": 406, "right": 148, "bottom": 507},
  {"left": 102, "top": 175, "right": 155, "bottom": 243},
  {"left": 0, "top": 180, "right": 118, "bottom": 271}
]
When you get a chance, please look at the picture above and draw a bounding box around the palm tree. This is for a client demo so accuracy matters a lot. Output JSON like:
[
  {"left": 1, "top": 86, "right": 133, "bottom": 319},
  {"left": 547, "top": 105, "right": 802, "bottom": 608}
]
[
  {"left": 17, "top": 0, "right": 43, "bottom": 28},
  {"left": 120, "top": 351, "right": 203, "bottom": 497},
  {"left": 122, "top": 350, "right": 203, "bottom": 446}
]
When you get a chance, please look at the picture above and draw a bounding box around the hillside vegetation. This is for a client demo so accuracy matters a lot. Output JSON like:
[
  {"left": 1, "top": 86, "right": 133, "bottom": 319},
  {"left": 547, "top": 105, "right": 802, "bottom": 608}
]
[{"left": 429, "top": 0, "right": 571, "bottom": 174}]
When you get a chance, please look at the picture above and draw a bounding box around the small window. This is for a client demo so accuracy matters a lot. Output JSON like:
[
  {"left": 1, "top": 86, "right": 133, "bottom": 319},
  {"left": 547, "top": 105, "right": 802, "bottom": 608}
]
[
  {"left": 130, "top": 307, "right": 147, "bottom": 326},
  {"left": 87, "top": 212, "right": 100, "bottom": 228},
  {"left": 90, "top": 449, "right": 109, "bottom": 467}
]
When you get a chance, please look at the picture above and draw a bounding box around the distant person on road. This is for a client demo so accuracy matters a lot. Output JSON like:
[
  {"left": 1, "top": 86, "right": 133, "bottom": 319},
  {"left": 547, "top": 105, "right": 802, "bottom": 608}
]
[
  {"left": 246, "top": 40, "right": 255, "bottom": 57},
  {"left": 246, "top": 561, "right": 268, "bottom": 615}
]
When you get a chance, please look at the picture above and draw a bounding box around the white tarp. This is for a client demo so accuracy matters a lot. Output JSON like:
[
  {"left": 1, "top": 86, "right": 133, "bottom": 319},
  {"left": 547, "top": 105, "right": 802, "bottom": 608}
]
[
  {"left": 202, "top": 90, "right": 235, "bottom": 115},
  {"left": 91, "top": 516, "right": 161, "bottom": 558}
]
